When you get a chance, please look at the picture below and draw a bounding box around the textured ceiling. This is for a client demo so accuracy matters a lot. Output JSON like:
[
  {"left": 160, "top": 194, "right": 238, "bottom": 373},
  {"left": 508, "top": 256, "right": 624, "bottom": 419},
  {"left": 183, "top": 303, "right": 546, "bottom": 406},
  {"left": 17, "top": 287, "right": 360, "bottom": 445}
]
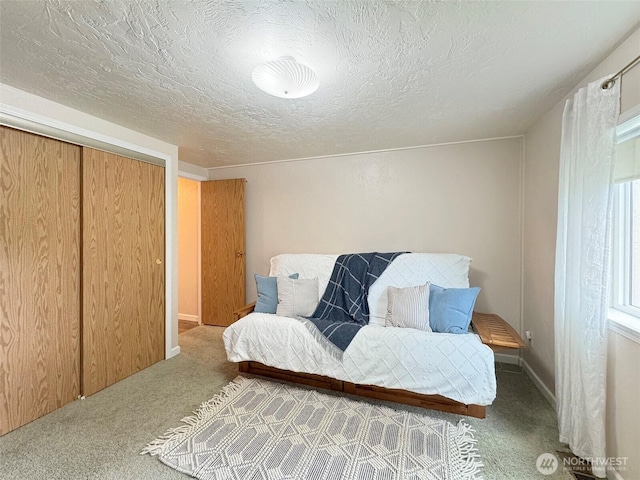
[{"left": 1, "top": 1, "right": 639, "bottom": 168}]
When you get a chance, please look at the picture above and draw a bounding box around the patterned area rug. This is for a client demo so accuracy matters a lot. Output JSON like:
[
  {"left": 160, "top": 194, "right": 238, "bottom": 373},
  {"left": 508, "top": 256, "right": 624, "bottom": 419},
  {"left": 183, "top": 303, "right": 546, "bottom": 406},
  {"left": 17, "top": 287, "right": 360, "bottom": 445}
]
[{"left": 143, "top": 377, "right": 483, "bottom": 480}]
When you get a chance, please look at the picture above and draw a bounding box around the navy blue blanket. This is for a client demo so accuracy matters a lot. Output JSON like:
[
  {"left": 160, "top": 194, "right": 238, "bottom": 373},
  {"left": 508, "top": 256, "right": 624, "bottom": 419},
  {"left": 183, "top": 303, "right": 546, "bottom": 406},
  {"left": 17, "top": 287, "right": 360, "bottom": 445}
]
[{"left": 306, "top": 252, "right": 405, "bottom": 353}]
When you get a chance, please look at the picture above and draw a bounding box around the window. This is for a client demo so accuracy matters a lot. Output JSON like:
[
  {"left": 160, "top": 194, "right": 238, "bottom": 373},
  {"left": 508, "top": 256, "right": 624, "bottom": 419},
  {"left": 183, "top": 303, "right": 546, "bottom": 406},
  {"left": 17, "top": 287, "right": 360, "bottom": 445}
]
[
  {"left": 632, "top": 180, "right": 640, "bottom": 308},
  {"left": 611, "top": 112, "right": 640, "bottom": 329},
  {"left": 613, "top": 178, "right": 640, "bottom": 316}
]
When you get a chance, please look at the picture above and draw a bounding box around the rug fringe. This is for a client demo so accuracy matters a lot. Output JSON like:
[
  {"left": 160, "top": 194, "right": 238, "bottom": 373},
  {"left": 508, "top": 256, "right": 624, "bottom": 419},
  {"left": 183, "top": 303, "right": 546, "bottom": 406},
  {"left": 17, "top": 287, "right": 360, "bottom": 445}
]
[
  {"left": 140, "top": 376, "right": 247, "bottom": 457},
  {"left": 449, "top": 420, "right": 484, "bottom": 480}
]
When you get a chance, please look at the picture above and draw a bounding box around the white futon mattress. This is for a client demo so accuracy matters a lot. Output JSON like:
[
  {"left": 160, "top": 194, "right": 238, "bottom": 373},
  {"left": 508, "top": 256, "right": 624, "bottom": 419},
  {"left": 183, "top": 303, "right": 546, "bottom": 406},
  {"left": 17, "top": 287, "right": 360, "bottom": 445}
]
[{"left": 223, "top": 313, "right": 497, "bottom": 406}]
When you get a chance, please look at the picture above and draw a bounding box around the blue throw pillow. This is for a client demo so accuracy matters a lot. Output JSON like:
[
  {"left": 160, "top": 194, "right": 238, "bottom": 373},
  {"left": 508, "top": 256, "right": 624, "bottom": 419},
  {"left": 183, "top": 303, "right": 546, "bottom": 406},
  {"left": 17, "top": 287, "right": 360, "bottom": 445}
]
[
  {"left": 254, "top": 273, "right": 299, "bottom": 314},
  {"left": 429, "top": 284, "right": 480, "bottom": 334}
]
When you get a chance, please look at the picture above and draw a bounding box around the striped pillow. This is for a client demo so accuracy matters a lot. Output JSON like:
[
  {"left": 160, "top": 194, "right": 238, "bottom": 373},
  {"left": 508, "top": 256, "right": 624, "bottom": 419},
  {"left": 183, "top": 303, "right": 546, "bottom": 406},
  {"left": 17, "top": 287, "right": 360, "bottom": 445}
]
[{"left": 385, "top": 283, "right": 432, "bottom": 331}]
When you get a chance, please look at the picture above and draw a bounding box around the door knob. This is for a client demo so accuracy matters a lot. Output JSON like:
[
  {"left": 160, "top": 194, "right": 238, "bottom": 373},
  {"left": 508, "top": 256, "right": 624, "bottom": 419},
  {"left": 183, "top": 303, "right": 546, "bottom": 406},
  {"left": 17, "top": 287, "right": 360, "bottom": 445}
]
[
  {"left": 236, "top": 252, "right": 244, "bottom": 257},
  {"left": 156, "top": 258, "right": 162, "bottom": 265}
]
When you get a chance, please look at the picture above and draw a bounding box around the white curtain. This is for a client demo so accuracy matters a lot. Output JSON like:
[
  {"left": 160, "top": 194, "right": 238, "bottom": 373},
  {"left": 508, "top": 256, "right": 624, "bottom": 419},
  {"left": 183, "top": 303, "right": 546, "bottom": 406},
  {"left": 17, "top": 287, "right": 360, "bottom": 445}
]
[{"left": 554, "top": 76, "right": 620, "bottom": 478}]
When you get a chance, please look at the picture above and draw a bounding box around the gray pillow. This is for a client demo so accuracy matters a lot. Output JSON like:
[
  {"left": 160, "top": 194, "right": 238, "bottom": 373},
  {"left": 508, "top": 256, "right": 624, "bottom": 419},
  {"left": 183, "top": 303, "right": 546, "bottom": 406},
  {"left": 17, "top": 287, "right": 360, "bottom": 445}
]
[
  {"left": 276, "top": 277, "right": 319, "bottom": 317},
  {"left": 254, "top": 273, "right": 299, "bottom": 314}
]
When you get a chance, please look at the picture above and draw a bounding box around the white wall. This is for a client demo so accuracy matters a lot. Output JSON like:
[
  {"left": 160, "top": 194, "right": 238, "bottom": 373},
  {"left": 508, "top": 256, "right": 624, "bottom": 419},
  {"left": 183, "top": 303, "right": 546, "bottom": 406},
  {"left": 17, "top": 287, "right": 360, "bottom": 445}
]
[
  {"left": 178, "top": 160, "right": 209, "bottom": 181},
  {"left": 211, "top": 137, "right": 523, "bottom": 341},
  {"left": 522, "top": 105, "right": 562, "bottom": 390},
  {"left": 606, "top": 332, "right": 640, "bottom": 480},
  {"left": 0, "top": 83, "right": 181, "bottom": 358},
  {"left": 523, "top": 26, "right": 640, "bottom": 480}
]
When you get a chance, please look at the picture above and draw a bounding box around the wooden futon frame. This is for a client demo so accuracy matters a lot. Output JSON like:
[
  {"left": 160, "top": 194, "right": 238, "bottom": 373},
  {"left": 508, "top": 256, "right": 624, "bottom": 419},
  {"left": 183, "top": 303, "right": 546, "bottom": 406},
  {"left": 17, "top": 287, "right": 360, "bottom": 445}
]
[{"left": 233, "top": 304, "right": 524, "bottom": 419}]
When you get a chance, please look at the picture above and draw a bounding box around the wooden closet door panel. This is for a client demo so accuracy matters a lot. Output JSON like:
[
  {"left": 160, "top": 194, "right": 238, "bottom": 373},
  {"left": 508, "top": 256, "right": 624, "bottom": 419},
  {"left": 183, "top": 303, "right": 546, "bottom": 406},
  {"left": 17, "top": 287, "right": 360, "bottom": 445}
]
[
  {"left": 201, "top": 179, "right": 245, "bottom": 326},
  {"left": 82, "top": 148, "right": 164, "bottom": 396},
  {"left": 134, "top": 159, "right": 165, "bottom": 371},
  {"left": 0, "top": 127, "right": 81, "bottom": 436}
]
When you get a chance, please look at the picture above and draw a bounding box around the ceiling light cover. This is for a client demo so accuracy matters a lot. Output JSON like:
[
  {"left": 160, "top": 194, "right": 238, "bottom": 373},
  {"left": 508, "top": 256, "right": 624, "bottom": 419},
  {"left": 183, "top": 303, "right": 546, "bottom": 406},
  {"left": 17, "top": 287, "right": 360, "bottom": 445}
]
[{"left": 252, "top": 56, "right": 319, "bottom": 99}]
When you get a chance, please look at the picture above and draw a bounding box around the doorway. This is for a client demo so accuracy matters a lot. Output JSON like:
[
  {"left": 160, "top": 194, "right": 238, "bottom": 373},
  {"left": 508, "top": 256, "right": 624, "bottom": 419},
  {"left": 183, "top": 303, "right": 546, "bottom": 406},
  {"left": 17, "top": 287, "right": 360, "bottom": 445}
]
[
  {"left": 178, "top": 177, "right": 201, "bottom": 335},
  {"left": 177, "top": 177, "right": 247, "bottom": 334}
]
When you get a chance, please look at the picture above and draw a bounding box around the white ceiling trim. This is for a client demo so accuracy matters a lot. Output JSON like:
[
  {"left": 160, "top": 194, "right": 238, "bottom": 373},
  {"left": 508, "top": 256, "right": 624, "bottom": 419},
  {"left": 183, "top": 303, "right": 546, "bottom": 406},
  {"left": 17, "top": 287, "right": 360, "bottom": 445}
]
[
  {"left": 207, "top": 134, "right": 524, "bottom": 170},
  {"left": 178, "top": 160, "right": 209, "bottom": 180},
  {"left": 0, "top": 104, "right": 171, "bottom": 166}
]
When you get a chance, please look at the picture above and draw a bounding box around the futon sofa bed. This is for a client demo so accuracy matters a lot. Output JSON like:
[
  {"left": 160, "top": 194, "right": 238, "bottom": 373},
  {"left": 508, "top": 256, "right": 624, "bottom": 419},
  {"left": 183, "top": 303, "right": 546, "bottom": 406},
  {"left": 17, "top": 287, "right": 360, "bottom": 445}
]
[{"left": 223, "top": 253, "right": 520, "bottom": 418}]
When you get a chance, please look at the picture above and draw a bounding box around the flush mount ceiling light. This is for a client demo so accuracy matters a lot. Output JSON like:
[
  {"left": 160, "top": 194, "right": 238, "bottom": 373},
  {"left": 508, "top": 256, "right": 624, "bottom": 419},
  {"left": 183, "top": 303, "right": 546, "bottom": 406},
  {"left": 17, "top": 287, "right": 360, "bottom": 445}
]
[{"left": 252, "top": 56, "right": 319, "bottom": 99}]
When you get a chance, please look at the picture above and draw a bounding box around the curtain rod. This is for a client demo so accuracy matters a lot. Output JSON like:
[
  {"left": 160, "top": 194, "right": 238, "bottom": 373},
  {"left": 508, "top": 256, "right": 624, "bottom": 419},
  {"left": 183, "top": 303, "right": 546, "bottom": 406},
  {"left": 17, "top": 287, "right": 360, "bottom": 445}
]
[{"left": 601, "top": 54, "right": 640, "bottom": 90}]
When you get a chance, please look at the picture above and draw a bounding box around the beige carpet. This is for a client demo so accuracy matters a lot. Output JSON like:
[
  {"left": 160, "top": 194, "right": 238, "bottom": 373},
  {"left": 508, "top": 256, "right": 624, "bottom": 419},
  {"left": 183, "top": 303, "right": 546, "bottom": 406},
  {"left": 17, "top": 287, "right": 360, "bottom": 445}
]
[{"left": 0, "top": 326, "right": 571, "bottom": 479}]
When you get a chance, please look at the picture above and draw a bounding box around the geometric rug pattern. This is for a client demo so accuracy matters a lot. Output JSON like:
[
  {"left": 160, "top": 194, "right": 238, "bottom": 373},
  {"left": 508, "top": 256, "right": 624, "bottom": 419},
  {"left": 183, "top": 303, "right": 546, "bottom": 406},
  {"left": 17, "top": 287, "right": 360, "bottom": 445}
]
[{"left": 143, "top": 377, "right": 483, "bottom": 480}]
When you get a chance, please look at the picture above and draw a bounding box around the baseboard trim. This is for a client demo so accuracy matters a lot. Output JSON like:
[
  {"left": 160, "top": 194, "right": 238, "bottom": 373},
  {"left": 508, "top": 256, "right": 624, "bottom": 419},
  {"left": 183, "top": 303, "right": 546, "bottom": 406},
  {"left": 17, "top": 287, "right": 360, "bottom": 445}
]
[
  {"left": 168, "top": 346, "right": 181, "bottom": 358},
  {"left": 178, "top": 313, "right": 199, "bottom": 323},
  {"left": 494, "top": 352, "right": 521, "bottom": 365},
  {"left": 522, "top": 359, "right": 556, "bottom": 410}
]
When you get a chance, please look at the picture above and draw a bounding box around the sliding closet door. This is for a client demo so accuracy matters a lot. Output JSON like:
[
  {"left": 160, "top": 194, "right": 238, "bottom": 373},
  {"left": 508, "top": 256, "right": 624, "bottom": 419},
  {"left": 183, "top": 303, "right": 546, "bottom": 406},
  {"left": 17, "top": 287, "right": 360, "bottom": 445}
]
[
  {"left": 82, "top": 148, "right": 165, "bottom": 396},
  {"left": 0, "top": 127, "right": 81, "bottom": 435}
]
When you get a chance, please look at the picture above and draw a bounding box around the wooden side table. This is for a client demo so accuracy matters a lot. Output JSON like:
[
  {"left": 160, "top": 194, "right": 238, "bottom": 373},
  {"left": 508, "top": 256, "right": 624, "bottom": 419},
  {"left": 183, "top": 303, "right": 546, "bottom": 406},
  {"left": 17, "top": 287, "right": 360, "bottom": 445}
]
[{"left": 471, "top": 312, "right": 526, "bottom": 352}]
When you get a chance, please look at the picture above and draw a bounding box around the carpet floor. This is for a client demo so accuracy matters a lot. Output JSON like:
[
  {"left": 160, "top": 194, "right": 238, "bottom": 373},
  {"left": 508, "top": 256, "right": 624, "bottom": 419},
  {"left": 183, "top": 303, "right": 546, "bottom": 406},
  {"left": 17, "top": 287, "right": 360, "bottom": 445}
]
[{"left": 0, "top": 326, "right": 571, "bottom": 480}]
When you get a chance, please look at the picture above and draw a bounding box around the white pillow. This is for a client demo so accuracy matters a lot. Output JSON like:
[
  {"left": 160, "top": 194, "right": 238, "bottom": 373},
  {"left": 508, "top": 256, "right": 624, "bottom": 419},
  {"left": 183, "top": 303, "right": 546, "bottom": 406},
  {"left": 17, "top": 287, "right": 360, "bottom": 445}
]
[
  {"left": 270, "top": 254, "right": 339, "bottom": 298},
  {"left": 276, "top": 277, "right": 319, "bottom": 317},
  {"left": 385, "top": 283, "right": 431, "bottom": 331}
]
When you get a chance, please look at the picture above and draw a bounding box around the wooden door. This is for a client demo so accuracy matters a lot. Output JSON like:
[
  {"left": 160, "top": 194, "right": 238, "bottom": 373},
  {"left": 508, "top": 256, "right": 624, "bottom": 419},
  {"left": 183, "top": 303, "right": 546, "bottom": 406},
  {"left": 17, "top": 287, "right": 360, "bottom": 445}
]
[
  {"left": 0, "top": 127, "right": 81, "bottom": 435},
  {"left": 201, "top": 179, "right": 245, "bottom": 326},
  {"left": 82, "top": 148, "right": 165, "bottom": 396}
]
